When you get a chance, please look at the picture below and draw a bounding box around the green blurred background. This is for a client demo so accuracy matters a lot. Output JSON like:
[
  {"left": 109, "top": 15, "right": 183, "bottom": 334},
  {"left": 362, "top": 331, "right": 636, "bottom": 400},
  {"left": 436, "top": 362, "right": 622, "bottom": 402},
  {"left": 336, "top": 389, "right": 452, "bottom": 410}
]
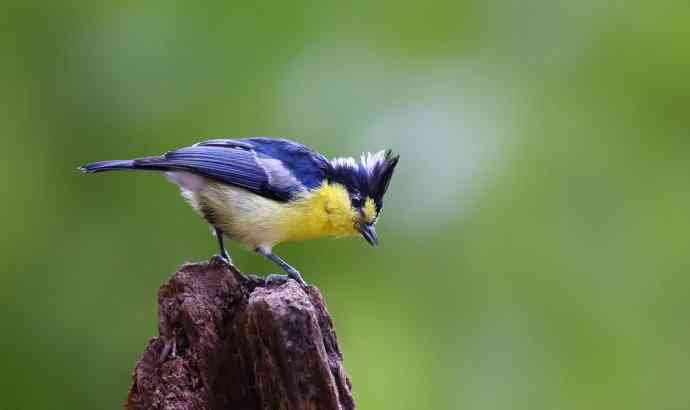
[{"left": 2, "top": 1, "right": 689, "bottom": 409}]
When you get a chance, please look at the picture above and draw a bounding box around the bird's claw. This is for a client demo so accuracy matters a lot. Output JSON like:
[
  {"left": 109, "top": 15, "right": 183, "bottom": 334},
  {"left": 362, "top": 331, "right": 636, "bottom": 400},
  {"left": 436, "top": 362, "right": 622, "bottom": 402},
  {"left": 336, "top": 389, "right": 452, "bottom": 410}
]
[
  {"left": 287, "top": 270, "right": 307, "bottom": 286},
  {"left": 264, "top": 272, "right": 307, "bottom": 287},
  {"left": 264, "top": 274, "right": 290, "bottom": 286}
]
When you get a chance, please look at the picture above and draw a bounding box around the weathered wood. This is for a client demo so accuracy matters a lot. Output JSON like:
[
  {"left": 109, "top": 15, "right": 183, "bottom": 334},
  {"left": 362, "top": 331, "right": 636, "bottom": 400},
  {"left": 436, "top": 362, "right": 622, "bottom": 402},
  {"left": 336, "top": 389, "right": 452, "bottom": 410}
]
[{"left": 126, "top": 257, "right": 355, "bottom": 410}]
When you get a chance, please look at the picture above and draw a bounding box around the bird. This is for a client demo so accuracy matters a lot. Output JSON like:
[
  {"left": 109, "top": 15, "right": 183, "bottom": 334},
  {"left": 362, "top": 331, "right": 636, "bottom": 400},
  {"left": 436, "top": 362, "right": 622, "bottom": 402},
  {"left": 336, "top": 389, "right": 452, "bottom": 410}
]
[{"left": 79, "top": 137, "right": 399, "bottom": 285}]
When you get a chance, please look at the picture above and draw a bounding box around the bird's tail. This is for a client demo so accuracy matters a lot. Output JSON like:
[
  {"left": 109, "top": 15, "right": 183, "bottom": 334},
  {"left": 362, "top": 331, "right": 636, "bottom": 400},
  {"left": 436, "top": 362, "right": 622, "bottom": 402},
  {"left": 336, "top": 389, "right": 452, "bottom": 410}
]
[
  {"left": 78, "top": 159, "right": 137, "bottom": 173},
  {"left": 78, "top": 156, "right": 174, "bottom": 174}
]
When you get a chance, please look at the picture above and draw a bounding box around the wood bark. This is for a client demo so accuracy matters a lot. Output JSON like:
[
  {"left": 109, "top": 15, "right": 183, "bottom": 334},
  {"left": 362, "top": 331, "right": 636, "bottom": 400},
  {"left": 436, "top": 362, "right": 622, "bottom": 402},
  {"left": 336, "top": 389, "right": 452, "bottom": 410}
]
[{"left": 126, "top": 257, "right": 355, "bottom": 410}]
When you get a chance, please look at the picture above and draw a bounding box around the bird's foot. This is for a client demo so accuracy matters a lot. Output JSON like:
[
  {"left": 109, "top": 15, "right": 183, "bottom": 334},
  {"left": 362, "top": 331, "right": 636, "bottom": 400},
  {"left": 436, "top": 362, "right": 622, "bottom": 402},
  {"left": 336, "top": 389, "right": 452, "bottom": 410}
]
[
  {"left": 264, "top": 273, "right": 290, "bottom": 286},
  {"left": 286, "top": 268, "right": 307, "bottom": 286},
  {"left": 218, "top": 252, "right": 232, "bottom": 265},
  {"left": 264, "top": 272, "right": 307, "bottom": 287},
  {"left": 209, "top": 254, "right": 233, "bottom": 269}
]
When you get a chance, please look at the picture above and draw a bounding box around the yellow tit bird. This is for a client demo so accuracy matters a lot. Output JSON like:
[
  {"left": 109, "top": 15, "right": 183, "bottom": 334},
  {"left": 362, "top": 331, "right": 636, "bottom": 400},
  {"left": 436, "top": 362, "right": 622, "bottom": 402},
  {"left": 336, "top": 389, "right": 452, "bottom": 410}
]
[{"left": 79, "top": 137, "right": 399, "bottom": 285}]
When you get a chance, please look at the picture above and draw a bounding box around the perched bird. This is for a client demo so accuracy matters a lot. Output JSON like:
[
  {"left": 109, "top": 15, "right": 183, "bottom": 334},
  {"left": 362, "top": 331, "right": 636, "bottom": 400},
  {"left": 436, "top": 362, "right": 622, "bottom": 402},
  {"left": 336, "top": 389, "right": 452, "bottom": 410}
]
[{"left": 79, "top": 137, "right": 399, "bottom": 285}]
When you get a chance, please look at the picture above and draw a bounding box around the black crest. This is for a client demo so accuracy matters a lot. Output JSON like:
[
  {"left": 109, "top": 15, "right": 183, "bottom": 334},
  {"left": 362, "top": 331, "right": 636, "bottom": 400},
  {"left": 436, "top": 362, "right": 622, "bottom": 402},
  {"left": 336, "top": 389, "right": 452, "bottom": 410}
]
[{"left": 327, "top": 150, "right": 400, "bottom": 211}]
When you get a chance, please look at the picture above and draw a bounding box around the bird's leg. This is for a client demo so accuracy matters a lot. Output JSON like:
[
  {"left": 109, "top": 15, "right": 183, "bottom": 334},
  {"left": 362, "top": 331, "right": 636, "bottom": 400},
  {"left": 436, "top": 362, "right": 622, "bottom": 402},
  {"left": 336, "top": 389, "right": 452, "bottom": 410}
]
[
  {"left": 256, "top": 247, "right": 307, "bottom": 285},
  {"left": 214, "top": 227, "right": 231, "bottom": 262}
]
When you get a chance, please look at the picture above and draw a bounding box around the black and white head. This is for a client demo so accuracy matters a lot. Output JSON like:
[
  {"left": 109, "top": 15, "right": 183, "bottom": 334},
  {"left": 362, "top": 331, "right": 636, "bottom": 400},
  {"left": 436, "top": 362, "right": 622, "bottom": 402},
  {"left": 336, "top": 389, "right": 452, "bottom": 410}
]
[{"left": 328, "top": 150, "right": 400, "bottom": 246}]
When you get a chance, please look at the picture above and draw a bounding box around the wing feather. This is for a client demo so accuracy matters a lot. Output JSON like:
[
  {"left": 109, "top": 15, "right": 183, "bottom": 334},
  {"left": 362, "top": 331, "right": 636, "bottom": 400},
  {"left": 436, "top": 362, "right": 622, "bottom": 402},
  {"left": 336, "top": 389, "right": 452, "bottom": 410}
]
[
  {"left": 134, "top": 145, "right": 288, "bottom": 199},
  {"left": 133, "top": 138, "right": 330, "bottom": 202}
]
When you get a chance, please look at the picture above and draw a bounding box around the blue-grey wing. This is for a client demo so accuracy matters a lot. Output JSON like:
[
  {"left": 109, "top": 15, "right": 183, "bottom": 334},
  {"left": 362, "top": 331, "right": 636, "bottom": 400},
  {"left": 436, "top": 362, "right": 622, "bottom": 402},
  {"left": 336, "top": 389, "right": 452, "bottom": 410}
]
[
  {"left": 137, "top": 138, "right": 329, "bottom": 201},
  {"left": 136, "top": 144, "right": 292, "bottom": 200},
  {"left": 197, "top": 137, "right": 331, "bottom": 191}
]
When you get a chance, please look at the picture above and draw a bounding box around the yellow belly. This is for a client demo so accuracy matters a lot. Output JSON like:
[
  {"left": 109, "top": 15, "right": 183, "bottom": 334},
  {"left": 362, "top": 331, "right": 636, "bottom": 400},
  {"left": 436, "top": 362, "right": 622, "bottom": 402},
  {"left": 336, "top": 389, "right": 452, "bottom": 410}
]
[{"left": 183, "top": 180, "right": 358, "bottom": 250}]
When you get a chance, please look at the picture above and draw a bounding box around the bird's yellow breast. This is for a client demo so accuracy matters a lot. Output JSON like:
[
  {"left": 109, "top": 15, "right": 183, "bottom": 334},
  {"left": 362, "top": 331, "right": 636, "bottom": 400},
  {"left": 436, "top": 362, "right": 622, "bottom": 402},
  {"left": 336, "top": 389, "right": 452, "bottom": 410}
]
[{"left": 277, "top": 182, "right": 359, "bottom": 242}]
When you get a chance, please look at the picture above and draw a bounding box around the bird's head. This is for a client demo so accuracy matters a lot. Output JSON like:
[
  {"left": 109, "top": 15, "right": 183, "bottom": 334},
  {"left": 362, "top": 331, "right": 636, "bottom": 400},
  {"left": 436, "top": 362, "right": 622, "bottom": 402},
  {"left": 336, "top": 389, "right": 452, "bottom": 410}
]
[{"left": 328, "top": 150, "right": 400, "bottom": 246}]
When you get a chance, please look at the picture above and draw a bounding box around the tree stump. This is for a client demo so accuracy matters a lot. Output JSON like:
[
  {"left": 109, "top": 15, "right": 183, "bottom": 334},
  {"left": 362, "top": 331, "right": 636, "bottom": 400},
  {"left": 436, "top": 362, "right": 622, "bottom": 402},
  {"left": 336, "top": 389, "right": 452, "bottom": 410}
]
[{"left": 126, "top": 257, "right": 355, "bottom": 410}]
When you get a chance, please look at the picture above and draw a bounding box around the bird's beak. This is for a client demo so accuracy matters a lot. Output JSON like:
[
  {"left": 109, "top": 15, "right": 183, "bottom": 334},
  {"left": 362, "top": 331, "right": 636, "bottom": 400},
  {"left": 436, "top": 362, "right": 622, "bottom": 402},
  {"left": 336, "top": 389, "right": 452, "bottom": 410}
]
[{"left": 358, "top": 223, "right": 379, "bottom": 247}]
